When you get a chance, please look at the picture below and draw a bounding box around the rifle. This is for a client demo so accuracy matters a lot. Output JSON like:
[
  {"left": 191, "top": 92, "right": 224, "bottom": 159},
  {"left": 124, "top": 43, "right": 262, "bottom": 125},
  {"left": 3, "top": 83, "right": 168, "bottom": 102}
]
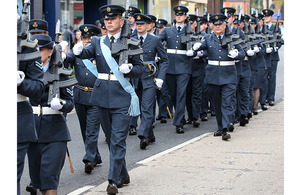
[
  {"left": 111, "top": 0, "right": 143, "bottom": 65},
  {"left": 181, "top": 17, "right": 199, "bottom": 51},
  {"left": 17, "top": 0, "right": 41, "bottom": 70},
  {"left": 43, "top": 19, "right": 78, "bottom": 105},
  {"left": 221, "top": 19, "right": 245, "bottom": 53},
  {"left": 272, "top": 9, "right": 284, "bottom": 47},
  {"left": 205, "top": 13, "right": 211, "bottom": 34}
]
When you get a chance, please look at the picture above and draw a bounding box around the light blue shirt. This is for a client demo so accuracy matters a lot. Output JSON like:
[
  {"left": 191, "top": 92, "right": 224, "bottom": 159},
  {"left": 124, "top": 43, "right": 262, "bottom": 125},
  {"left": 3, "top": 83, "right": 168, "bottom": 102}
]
[
  {"left": 43, "top": 62, "right": 49, "bottom": 73},
  {"left": 137, "top": 32, "right": 148, "bottom": 41},
  {"left": 176, "top": 24, "right": 185, "bottom": 32},
  {"left": 107, "top": 31, "right": 121, "bottom": 42}
]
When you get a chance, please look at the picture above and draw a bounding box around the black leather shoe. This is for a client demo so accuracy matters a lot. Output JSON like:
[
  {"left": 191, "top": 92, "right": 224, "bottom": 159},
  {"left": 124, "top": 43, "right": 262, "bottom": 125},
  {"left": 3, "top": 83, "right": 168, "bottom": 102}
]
[
  {"left": 148, "top": 136, "right": 156, "bottom": 143},
  {"left": 261, "top": 104, "right": 268, "bottom": 110},
  {"left": 192, "top": 120, "right": 200, "bottom": 127},
  {"left": 140, "top": 138, "right": 149, "bottom": 149},
  {"left": 107, "top": 182, "right": 118, "bottom": 194},
  {"left": 253, "top": 109, "right": 258, "bottom": 115},
  {"left": 156, "top": 116, "right": 162, "bottom": 120},
  {"left": 176, "top": 125, "right": 184, "bottom": 134},
  {"left": 117, "top": 175, "right": 130, "bottom": 188},
  {"left": 222, "top": 132, "right": 231, "bottom": 140},
  {"left": 26, "top": 182, "right": 37, "bottom": 195},
  {"left": 160, "top": 117, "right": 167, "bottom": 123},
  {"left": 128, "top": 126, "right": 137, "bottom": 135},
  {"left": 93, "top": 158, "right": 102, "bottom": 167},
  {"left": 229, "top": 123, "right": 234, "bottom": 132},
  {"left": 240, "top": 115, "right": 247, "bottom": 126},
  {"left": 211, "top": 110, "right": 216, "bottom": 116},
  {"left": 214, "top": 130, "right": 222, "bottom": 136},
  {"left": 201, "top": 116, "right": 208, "bottom": 121},
  {"left": 85, "top": 162, "right": 94, "bottom": 174},
  {"left": 269, "top": 101, "right": 274, "bottom": 106},
  {"left": 247, "top": 112, "right": 252, "bottom": 119},
  {"left": 186, "top": 118, "right": 193, "bottom": 124}
]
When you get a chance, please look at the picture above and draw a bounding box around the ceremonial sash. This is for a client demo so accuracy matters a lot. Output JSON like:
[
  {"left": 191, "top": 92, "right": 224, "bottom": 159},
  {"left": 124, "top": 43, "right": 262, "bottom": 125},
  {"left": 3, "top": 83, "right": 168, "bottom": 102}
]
[
  {"left": 100, "top": 36, "right": 140, "bottom": 117},
  {"left": 82, "top": 59, "right": 98, "bottom": 77}
]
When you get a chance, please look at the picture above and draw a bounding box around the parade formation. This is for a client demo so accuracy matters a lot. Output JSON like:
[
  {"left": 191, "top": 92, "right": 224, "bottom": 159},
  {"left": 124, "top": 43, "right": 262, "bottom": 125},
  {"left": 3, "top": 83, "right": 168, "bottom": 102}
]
[{"left": 17, "top": 0, "right": 283, "bottom": 194}]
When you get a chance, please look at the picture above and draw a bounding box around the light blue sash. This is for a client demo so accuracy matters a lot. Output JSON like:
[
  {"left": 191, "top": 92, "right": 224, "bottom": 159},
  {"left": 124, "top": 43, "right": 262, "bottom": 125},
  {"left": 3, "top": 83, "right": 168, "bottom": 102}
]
[
  {"left": 82, "top": 59, "right": 98, "bottom": 77},
  {"left": 100, "top": 36, "right": 140, "bottom": 117}
]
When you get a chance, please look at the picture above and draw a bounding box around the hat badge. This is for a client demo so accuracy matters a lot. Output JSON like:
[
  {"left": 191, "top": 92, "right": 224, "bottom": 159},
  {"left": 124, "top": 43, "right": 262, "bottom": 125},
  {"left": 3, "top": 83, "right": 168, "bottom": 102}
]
[
  {"left": 215, "top": 16, "right": 218, "bottom": 20},
  {"left": 266, "top": 10, "right": 268, "bottom": 13},
  {"left": 178, "top": 7, "right": 181, "bottom": 11},
  {"left": 33, "top": 39, "right": 38, "bottom": 43},
  {"left": 249, "top": 19, "right": 252, "bottom": 22},
  {"left": 84, "top": 26, "right": 89, "bottom": 32},
  {"left": 129, "top": 7, "right": 132, "bottom": 11},
  {"left": 225, "top": 9, "right": 228, "bottom": 12},
  {"left": 158, "top": 20, "right": 161, "bottom": 24},
  {"left": 107, "top": 7, "right": 111, "bottom": 12},
  {"left": 33, "top": 22, "right": 38, "bottom": 28},
  {"left": 137, "top": 15, "right": 141, "bottom": 20}
]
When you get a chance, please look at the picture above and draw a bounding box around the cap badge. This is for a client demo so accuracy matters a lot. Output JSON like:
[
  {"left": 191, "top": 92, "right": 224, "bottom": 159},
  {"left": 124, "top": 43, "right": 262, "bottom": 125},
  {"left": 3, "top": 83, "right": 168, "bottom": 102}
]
[
  {"left": 137, "top": 15, "right": 141, "bottom": 20},
  {"left": 84, "top": 26, "right": 89, "bottom": 32},
  {"left": 33, "top": 39, "right": 38, "bottom": 43},
  {"left": 33, "top": 22, "right": 38, "bottom": 28},
  {"left": 158, "top": 20, "right": 161, "bottom": 24},
  {"left": 107, "top": 7, "right": 111, "bottom": 12},
  {"left": 178, "top": 7, "right": 181, "bottom": 11},
  {"left": 129, "top": 7, "right": 132, "bottom": 11},
  {"left": 215, "top": 16, "right": 218, "bottom": 20}
]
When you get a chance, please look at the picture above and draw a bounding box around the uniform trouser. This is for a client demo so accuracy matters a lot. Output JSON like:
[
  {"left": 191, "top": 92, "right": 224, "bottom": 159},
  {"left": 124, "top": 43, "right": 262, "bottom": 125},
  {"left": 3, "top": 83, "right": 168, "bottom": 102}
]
[
  {"left": 129, "top": 81, "right": 143, "bottom": 128},
  {"left": 74, "top": 102, "right": 102, "bottom": 164},
  {"left": 138, "top": 86, "right": 156, "bottom": 139},
  {"left": 260, "top": 67, "right": 269, "bottom": 105},
  {"left": 248, "top": 70, "right": 257, "bottom": 112},
  {"left": 208, "top": 83, "right": 236, "bottom": 131},
  {"left": 17, "top": 142, "right": 30, "bottom": 195},
  {"left": 27, "top": 142, "right": 67, "bottom": 191},
  {"left": 201, "top": 81, "right": 215, "bottom": 117},
  {"left": 186, "top": 75, "right": 204, "bottom": 120},
  {"left": 268, "top": 60, "right": 278, "bottom": 101},
  {"left": 229, "top": 76, "right": 239, "bottom": 123},
  {"left": 98, "top": 107, "right": 131, "bottom": 184},
  {"left": 157, "top": 82, "right": 173, "bottom": 118},
  {"left": 166, "top": 73, "right": 190, "bottom": 126},
  {"left": 236, "top": 76, "right": 251, "bottom": 117}
]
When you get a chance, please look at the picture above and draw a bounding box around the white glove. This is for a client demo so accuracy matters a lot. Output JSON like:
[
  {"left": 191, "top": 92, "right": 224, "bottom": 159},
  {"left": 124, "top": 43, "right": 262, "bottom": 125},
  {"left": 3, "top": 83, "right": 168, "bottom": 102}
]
[
  {"left": 73, "top": 42, "right": 83, "bottom": 55},
  {"left": 186, "top": 50, "right": 195, "bottom": 57},
  {"left": 253, "top": 46, "right": 260, "bottom": 53},
  {"left": 246, "top": 49, "right": 255, "bottom": 56},
  {"left": 266, "top": 47, "right": 273, "bottom": 53},
  {"left": 17, "top": 71, "right": 25, "bottom": 86},
  {"left": 155, "top": 56, "right": 160, "bottom": 63},
  {"left": 62, "top": 52, "right": 66, "bottom": 61},
  {"left": 50, "top": 96, "right": 65, "bottom": 110},
  {"left": 119, "top": 63, "right": 133, "bottom": 74},
  {"left": 228, "top": 49, "right": 239, "bottom": 59},
  {"left": 192, "top": 42, "right": 202, "bottom": 51},
  {"left": 155, "top": 78, "right": 164, "bottom": 89},
  {"left": 197, "top": 50, "right": 204, "bottom": 57},
  {"left": 274, "top": 46, "right": 279, "bottom": 52}
]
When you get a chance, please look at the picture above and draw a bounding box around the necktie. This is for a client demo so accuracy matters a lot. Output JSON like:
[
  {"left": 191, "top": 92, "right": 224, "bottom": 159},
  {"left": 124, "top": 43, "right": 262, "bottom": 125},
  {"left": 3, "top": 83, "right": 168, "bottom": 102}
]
[
  {"left": 110, "top": 36, "right": 115, "bottom": 44},
  {"left": 177, "top": 26, "right": 181, "bottom": 33},
  {"left": 140, "top": 36, "right": 144, "bottom": 46},
  {"left": 218, "top": 35, "right": 222, "bottom": 42}
]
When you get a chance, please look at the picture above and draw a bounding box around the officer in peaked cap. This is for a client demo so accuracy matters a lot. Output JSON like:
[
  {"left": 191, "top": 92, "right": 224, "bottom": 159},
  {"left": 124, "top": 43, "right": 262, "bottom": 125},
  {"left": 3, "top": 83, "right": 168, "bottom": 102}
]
[
  {"left": 73, "top": 4, "right": 144, "bottom": 194},
  {"left": 243, "top": 14, "right": 251, "bottom": 24},
  {"left": 99, "top": 18, "right": 107, "bottom": 36},
  {"left": 156, "top": 19, "right": 168, "bottom": 34},
  {"left": 157, "top": 5, "right": 191, "bottom": 134},
  {"left": 99, "top": 5, "right": 125, "bottom": 19},
  {"left": 128, "top": 6, "right": 141, "bottom": 36},
  {"left": 220, "top": 7, "right": 236, "bottom": 26},
  {"left": 192, "top": 13, "right": 246, "bottom": 140},
  {"left": 262, "top": 9, "right": 281, "bottom": 107},
  {"left": 130, "top": 13, "right": 169, "bottom": 149},
  {"left": 28, "top": 19, "right": 48, "bottom": 39},
  {"left": 146, "top": 14, "right": 157, "bottom": 34},
  {"left": 66, "top": 23, "right": 104, "bottom": 174}
]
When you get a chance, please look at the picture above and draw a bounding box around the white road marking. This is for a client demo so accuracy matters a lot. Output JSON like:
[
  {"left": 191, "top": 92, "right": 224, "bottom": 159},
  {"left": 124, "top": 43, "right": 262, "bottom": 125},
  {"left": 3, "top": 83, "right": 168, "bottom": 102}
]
[{"left": 67, "top": 185, "right": 94, "bottom": 195}]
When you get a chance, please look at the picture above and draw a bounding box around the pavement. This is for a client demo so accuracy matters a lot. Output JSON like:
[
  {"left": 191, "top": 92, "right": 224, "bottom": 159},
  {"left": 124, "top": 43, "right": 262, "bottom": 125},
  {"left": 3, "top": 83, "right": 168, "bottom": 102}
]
[{"left": 85, "top": 101, "right": 284, "bottom": 195}]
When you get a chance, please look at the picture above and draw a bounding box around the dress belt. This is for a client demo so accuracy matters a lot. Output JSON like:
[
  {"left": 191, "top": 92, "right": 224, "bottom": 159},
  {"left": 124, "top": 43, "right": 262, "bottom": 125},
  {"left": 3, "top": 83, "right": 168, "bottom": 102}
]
[
  {"left": 98, "top": 73, "right": 129, "bottom": 81},
  {"left": 17, "top": 94, "right": 29, "bottom": 102},
  {"left": 167, "top": 49, "right": 187, "bottom": 55},
  {"left": 32, "top": 106, "right": 62, "bottom": 116},
  {"left": 208, "top": 60, "right": 235, "bottom": 66}
]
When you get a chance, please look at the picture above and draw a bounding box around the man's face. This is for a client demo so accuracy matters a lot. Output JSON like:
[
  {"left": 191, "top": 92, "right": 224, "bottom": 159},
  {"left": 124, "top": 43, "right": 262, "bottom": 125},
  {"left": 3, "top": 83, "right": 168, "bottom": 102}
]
[
  {"left": 82, "top": 36, "right": 91, "bottom": 47},
  {"left": 136, "top": 23, "right": 147, "bottom": 34},
  {"left": 227, "top": 15, "right": 234, "bottom": 25},
  {"left": 200, "top": 23, "right": 206, "bottom": 32},
  {"left": 190, "top": 21, "right": 197, "bottom": 31},
  {"left": 128, "top": 15, "right": 135, "bottom": 26},
  {"left": 146, "top": 22, "right": 155, "bottom": 32},
  {"left": 258, "top": 19, "right": 263, "bottom": 27},
  {"left": 251, "top": 23, "right": 257, "bottom": 30},
  {"left": 213, "top": 22, "right": 226, "bottom": 35},
  {"left": 175, "top": 14, "right": 187, "bottom": 24},
  {"left": 39, "top": 47, "right": 53, "bottom": 64},
  {"left": 158, "top": 27, "right": 164, "bottom": 34},
  {"left": 100, "top": 28, "right": 107, "bottom": 36},
  {"left": 264, "top": 15, "right": 272, "bottom": 23},
  {"left": 104, "top": 16, "right": 123, "bottom": 34}
]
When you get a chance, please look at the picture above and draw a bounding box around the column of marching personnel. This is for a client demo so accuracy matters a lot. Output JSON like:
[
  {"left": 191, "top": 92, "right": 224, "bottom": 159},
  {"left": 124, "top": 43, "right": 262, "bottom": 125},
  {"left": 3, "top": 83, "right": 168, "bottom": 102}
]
[{"left": 17, "top": 1, "right": 283, "bottom": 194}]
